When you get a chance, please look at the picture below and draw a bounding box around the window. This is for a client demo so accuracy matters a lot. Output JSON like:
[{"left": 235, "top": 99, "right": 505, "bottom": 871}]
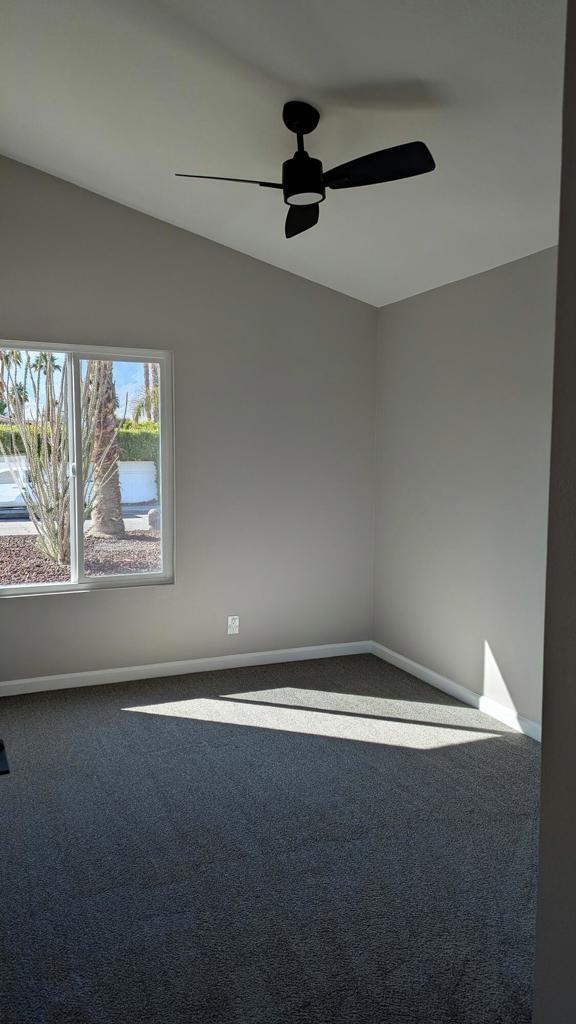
[{"left": 0, "top": 343, "right": 173, "bottom": 595}]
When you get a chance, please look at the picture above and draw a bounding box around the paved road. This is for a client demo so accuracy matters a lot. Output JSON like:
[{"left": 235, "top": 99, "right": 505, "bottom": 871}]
[{"left": 0, "top": 514, "right": 151, "bottom": 536}]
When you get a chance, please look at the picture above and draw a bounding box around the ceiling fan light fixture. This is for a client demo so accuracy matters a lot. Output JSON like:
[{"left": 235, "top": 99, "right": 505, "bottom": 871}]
[
  {"left": 286, "top": 191, "right": 324, "bottom": 206},
  {"left": 282, "top": 153, "right": 325, "bottom": 207}
]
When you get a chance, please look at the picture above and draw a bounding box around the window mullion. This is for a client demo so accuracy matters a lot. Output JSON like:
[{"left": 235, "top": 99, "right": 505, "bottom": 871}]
[
  {"left": 159, "top": 354, "right": 173, "bottom": 577},
  {"left": 69, "top": 353, "right": 84, "bottom": 584}
]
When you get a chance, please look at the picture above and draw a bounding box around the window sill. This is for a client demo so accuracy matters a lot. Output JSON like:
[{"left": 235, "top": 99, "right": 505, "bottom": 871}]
[{"left": 0, "top": 574, "right": 174, "bottom": 598}]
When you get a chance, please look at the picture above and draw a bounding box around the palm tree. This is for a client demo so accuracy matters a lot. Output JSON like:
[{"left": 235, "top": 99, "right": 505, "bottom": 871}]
[
  {"left": 89, "top": 361, "right": 125, "bottom": 537},
  {"left": 151, "top": 362, "right": 160, "bottom": 422},
  {"left": 32, "top": 352, "right": 60, "bottom": 421},
  {"left": 131, "top": 362, "right": 159, "bottom": 424},
  {"left": 0, "top": 350, "right": 22, "bottom": 407},
  {"left": 143, "top": 362, "right": 152, "bottom": 420}
]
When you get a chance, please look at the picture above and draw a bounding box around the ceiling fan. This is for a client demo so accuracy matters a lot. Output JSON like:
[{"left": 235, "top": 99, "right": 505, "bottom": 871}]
[{"left": 175, "top": 100, "right": 435, "bottom": 238}]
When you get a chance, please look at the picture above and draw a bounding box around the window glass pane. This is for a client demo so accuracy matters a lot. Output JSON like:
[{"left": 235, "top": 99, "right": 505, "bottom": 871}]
[
  {"left": 0, "top": 348, "right": 71, "bottom": 587},
  {"left": 80, "top": 358, "right": 162, "bottom": 576}
]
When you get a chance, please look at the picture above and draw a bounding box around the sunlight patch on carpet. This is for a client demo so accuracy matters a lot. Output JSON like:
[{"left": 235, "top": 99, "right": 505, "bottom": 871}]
[{"left": 123, "top": 697, "right": 500, "bottom": 749}]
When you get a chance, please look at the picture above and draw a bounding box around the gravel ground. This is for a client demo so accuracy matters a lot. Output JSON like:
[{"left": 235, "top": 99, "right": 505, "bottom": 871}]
[{"left": 0, "top": 531, "right": 161, "bottom": 585}]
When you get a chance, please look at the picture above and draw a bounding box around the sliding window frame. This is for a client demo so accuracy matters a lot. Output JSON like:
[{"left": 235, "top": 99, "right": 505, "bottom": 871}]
[{"left": 0, "top": 341, "right": 174, "bottom": 598}]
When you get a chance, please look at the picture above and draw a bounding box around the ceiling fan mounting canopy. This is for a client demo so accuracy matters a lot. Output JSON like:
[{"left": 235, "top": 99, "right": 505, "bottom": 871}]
[
  {"left": 175, "top": 99, "right": 435, "bottom": 238},
  {"left": 282, "top": 99, "right": 321, "bottom": 136}
]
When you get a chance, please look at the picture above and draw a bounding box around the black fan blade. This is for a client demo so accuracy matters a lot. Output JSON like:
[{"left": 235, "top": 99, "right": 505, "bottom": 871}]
[
  {"left": 324, "top": 141, "right": 435, "bottom": 189},
  {"left": 175, "top": 173, "right": 282, "bottom": 189},
  {"left": 285, "top": 203, "right": 320, "bottom": 238}
]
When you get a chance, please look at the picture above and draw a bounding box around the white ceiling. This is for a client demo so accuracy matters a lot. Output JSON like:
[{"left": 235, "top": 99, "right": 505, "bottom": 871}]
[{"left": 0, "top": 0, "right": 567, "bottom": 306}]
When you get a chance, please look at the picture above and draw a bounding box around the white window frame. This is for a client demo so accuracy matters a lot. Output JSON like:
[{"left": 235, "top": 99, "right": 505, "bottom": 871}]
[{"left": 0, "top": 340, "right": 174, "bottom": 598}]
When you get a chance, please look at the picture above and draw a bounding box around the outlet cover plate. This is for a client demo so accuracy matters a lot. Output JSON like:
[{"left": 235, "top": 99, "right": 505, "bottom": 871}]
[{"left": 227, "top": 615, "right": 240, "bottom": 636}]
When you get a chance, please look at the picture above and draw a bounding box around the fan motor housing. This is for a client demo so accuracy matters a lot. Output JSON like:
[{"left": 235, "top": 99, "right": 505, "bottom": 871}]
[{"left": 282, "top": 153, "right": 325, "bottom": 206}]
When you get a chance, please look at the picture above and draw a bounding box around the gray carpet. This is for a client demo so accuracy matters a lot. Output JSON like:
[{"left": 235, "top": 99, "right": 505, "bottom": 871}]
[{"left": 0, "top": 654, "right": 540, "bottom": 1024}]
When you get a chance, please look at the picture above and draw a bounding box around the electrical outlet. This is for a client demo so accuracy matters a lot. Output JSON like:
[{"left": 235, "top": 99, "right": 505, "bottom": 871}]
[{"left": 227, "top": 615, "right": 240, "bottom": 636}]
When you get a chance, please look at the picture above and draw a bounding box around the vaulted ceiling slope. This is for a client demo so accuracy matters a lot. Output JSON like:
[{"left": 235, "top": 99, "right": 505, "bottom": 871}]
[{"left": 0, "top": 0, "right": 567, "bottom": 306}]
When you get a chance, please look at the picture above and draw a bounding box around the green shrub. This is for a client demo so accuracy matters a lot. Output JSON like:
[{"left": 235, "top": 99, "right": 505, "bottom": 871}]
[
  {"left": 0, "top": 422, "right": 159, "bottom": 464},
  {"left": 0, "top": 423, "right": 31, "bottom": 455},
  {"left": 117, "top": 424, "right": 160, "bottom": 486},
  {"left": 117, "top": 425, "right": 159, "bottom": 463}
]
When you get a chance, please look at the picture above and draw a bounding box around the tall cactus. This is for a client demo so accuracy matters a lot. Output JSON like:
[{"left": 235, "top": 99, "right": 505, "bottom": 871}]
[
  {"left": 0, "top": 350, "right": 70, "bottom": 562},
  {"left": 0, "top": 349, "right": 125, "bottom": 563}
]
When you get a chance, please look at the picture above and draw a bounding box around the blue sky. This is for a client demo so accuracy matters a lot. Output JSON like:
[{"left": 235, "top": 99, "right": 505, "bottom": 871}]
[
  {"left": 1, "top": 351, "right": 153, "bottom": 420},
  {"left": 112, "top": 361, "right": 146, "bottom": 418}
]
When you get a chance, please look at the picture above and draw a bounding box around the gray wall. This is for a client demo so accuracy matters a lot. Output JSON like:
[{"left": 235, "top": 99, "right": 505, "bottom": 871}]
[
  {"left": 373, "top": 250, "right": 557, "bottom": 724},
  {"left": 0, "top": 151, "right": 557, "bottom": 727},
  {"left": 0, "top": 156, "right": 375, "bottom": 682},
  {"left": 534, "top": 0, "right": 576, "bottom": 1017}
]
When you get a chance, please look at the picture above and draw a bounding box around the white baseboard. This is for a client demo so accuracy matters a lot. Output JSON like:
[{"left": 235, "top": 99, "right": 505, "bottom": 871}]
[
  {"left": 369, "top": 641, "right": 480, "bottom": 707},
  {"left": 0, "top": 641, "right": 371, "bottom": 698},
  {"left": 370, "top": 641, "right": 541, "bottom": 742},
  {"left": 0, "top": 637, "right": 542, "bottom": 742},
  {"left": 476, "top": 695, "right": 542, "bottom": 742}
]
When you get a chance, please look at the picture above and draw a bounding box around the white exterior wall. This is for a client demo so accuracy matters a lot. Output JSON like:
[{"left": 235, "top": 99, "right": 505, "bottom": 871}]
[{"left": 0, "top": 457, "right": 157, "bottom": 508}]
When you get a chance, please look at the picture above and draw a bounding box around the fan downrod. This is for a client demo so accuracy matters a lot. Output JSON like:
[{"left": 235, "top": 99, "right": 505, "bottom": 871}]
[{"left": 282, "top": 101, "right": 320, "bottom": 137}]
